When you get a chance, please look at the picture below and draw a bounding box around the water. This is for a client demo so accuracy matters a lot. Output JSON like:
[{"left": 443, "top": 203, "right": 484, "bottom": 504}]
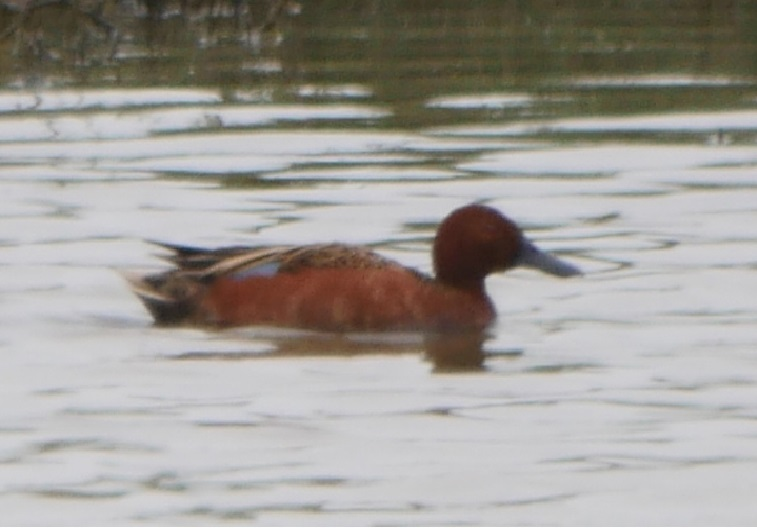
[{"left": 2, "top": 1, "right": 757, "bottom": 524}]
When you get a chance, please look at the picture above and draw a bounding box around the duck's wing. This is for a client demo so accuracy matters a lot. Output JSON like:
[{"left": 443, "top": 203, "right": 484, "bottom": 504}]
[
  {"left": 148, "top": 241, "right": 404, "bottom": 280},
  {"left": 126, "top": 241, "right": 428, "bottom": 326}
]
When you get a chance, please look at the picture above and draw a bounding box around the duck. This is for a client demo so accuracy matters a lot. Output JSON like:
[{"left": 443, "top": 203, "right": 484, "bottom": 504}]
[{"left": 124, "top": 203, "right": 580, "bottom": 332}]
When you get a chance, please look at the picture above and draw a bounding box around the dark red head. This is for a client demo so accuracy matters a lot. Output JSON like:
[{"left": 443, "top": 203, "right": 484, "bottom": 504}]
[{"left": 432, "top": 204, "right": 580, "bottom": 290}]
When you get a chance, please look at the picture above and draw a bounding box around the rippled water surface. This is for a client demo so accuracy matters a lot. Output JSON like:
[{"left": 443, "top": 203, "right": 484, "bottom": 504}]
[{"left": 2, "top": 1, "right": 757, "bottom": 525}]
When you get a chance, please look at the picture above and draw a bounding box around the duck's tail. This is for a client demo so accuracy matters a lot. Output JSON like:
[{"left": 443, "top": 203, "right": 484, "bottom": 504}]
[{"left": 121, "top": 270, "right": 207, "bottom": 326}]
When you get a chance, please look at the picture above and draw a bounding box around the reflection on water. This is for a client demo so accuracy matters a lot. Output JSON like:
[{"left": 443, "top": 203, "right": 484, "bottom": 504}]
[
  {"left": 171, "top": 329, "right": 491, "bottom": 373},
  {"left": 423, "top": 331, "right": 487, "bottom": 373},
  {"left": 2, "top": 0, "right": 757, "bottom": 525}
]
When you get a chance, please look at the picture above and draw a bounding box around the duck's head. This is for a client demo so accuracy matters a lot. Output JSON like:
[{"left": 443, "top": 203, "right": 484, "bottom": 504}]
[{"left": 432, "top": 204, "right": 581, "bottom": 289}]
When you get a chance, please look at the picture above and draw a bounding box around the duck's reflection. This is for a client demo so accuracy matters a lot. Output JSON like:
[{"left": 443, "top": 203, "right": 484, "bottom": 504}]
[
  {"left": 423, "top": 331, "right": 487, "bottom": 372},
  {"left": 172, "top": 328, "right": 515, "bottom": 373}
]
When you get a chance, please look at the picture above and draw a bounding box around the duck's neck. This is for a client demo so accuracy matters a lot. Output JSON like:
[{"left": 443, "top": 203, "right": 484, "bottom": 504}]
[{"left": 437, "top": 275, "right": 487, "bottom": 295}]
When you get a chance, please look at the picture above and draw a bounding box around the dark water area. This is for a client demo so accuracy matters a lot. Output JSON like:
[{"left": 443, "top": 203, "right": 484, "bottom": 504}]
[
  {"left": 2, "top": 0, "right": 757, "bottom": 525},
  {"left": 5, "top": 1, "right": 757, "bottom": 118}
]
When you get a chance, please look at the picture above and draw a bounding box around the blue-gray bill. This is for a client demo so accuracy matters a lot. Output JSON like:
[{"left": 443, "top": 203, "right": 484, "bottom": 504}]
[{"left": 517, "top": 239, "right": 582, "bottom": 277}]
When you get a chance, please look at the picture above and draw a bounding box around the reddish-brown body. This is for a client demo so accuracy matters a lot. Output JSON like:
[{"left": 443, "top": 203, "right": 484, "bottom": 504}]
[{"left": 204, "top": 268, "right": 495, "bottom": 331}]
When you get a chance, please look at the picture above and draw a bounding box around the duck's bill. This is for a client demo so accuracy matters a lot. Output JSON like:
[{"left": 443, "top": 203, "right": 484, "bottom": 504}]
[{"left": 517, "top": 239, "right": 582, "bottom": 277}]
